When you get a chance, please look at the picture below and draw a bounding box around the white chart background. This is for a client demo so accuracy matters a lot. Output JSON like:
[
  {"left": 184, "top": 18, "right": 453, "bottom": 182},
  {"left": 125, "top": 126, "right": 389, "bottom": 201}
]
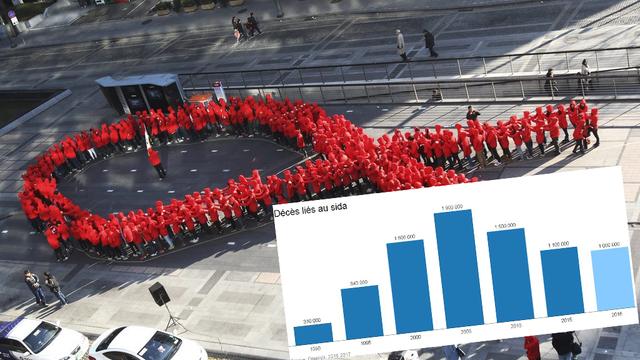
[{"left": 274, "top": 166, "right": 638, "bottom": 360}]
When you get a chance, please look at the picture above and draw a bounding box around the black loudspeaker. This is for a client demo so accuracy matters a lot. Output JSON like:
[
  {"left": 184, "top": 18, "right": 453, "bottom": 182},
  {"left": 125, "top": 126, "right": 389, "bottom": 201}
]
[{"left": 149, "top": 282, "right": 171, "bottom": 306}]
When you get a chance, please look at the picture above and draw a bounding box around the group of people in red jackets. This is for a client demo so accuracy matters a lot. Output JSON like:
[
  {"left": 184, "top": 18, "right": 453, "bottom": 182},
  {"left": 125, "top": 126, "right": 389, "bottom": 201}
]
[
  {"left": 18, "top": 94, "right": 597, "bottom": 261},
  {"left": 391, "top": 99, "right": 599, "bottom": 172}
]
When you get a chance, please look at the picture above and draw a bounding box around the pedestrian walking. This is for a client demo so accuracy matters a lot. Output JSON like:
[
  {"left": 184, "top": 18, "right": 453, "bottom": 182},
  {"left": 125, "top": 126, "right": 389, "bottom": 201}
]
[
  {"left": 524, "top": 336, "right": 541, "bottom": 360},
  {"left": 248, "top": 12, "right": 262, "bottom": 35},
  {"left": 466, "top": 105, "right": 480, "bottom": 120},
  {"left": 43, "top": 272, "right": 68, "bottom": 306},
  {"left": 545, "top": 68, "right": 559, "bottom": 96},
  {"left": 396, "top": 29, "right": 408, "bottom": 62},
  {"left": 552, "top": 331, "right": 578, "bottom": 360},
  {"left": 423, "top": 29, "right": 438, "bottom": 57},
  {"left": 147, "top": 148, "right": 166, "bottom": 179},
  {"left": 24, "top": 270, "right": 47, "bottom": 306}
]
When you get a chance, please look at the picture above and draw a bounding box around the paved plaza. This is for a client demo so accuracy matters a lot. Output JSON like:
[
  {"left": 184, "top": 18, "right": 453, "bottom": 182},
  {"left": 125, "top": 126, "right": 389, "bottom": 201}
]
[{"left": 0, "top": 0, "right": 639, "bottom": 359}]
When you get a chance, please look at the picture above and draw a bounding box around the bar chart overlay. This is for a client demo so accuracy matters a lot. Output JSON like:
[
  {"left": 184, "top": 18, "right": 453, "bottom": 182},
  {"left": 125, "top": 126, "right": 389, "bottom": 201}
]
[{"left": 274, "top": 167, "right": 638, "bottom": 359}]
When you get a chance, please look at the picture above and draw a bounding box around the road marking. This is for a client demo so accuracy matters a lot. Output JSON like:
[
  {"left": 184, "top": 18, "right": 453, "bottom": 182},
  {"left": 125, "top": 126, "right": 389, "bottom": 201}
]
[
  {"left": 346, "top": 109, "right": 354, "bottom": 113},
  {"left": 168, "top": 190, "right": 176, "bottom": 193},
  {"left": 222, "top": 169, "right": 230, "bottom": 172},
  {"left": 126, "top": 0, "right": 149, "bottom": 17},
  {"left": 130, "top": 169, "right": 137, "bottom": 172},
  {"left": 227, "top": 241, "right": 235, "bottom": 245},
  {"left": 106, "top": 189, "right": 114, "bottom": 192},
  {"left": 382, "top": 108, "right": 389, "bottom": 112},
  {"left": 243, "top": 149, "right": 250, "bottom": 152},
  {"left": 190, "top": 169, "right": 198, "bottom": 172},
  {"left": 137, "top": 189, "right": 144, "bottom": 193},
  {"left": 181, "top": 150, "right": 188, "bottom": 153},
  {"left": 1, "top": 230, "right": 7, "bottom": 234},
  {"left": 102, "top": 169, "right": 109, "bottom": 172},
  {"left": 276, "top": 148, "right": 284, "bottom": 152},
  {"left": 211, "top": 149, "right": 218, "bottom": 152}
]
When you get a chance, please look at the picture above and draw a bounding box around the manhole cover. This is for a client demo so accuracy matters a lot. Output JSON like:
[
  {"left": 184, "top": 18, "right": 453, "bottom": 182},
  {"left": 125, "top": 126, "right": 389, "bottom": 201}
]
[
  {"left": 565, "top": 36, "right": 579, "bottom": 44},
  {"left": 141, "top": 19, "right": 152, "bottom": 25}
]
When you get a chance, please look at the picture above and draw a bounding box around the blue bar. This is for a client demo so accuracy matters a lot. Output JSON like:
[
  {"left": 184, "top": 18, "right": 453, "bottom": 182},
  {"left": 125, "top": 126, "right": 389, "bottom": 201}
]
[
  {"left": 387, "top": 240, "right": 433, "bottom": 333},
  {"left": 294, "top": 323, "right": 333, "bottom": 346},
  {"left": 541, "top": 247, "right": 585, "bottom": 316},
  {"left": 434, "top": 209, "right": 484, "bottom": 328},
  {"left": 341, "top": 285, "right": 383, "bottom": 339},
  {"left": 487, "top": 228, "right": 534, "bottom": 322},
  {"left": 591, "top": 247, "right": 636, "bottom": 311}
]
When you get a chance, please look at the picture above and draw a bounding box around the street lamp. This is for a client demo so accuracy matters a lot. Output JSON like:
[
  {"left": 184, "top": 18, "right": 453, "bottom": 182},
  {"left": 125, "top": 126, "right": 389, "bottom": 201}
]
[{"left": 273, "top": 0, "right": 283, "bottom": 18}]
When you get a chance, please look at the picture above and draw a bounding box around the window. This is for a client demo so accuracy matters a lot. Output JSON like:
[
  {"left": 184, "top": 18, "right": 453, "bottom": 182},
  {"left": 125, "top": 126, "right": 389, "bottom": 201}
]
[
  {"left": 137, "top": 332, "right": 182, "bottom": 360},
  {"left": 22, "top": 321, "right": 59, "bottom": 354},
  {"left": 96, "top": 327, "right": 126, "bottom": 352},
  {"left": 104, "top": 351, "right": 139, "bottom": 360},
  {"left": 0, "top": 338, "right": 29, "bottom": 353}
]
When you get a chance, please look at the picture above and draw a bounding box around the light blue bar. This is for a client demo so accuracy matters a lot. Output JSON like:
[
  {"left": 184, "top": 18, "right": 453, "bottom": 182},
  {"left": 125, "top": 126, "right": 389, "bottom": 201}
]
[
  {"left": 294, "top": 323, "right": 333, "bottom": 346},
  {"left": 591, "top": 247, "right": 636, "bottom": 311},
  {"left": 487, "top": 228, "right": 534, "bottom": 322},
  {"left": 434, "top": 209, "right": 484, "bottom": 328},
  {"left": 541, "top": 247, "right": 585, "bottom": 317},
  {"left": 387, "top": 240, "right": 433, "bottom": 333},
  {"left": 341, "top": 285, "right": 383, "bottom": 340}
]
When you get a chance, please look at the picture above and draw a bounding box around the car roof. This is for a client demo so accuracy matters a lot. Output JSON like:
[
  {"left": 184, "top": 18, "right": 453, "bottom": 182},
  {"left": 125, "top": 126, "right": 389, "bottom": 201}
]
[
  {"left": 0, "top": 318, "right": 40, "bottom": 341},
  {"left": 107, "top": 326, "right": 158, "bottom": 353}
]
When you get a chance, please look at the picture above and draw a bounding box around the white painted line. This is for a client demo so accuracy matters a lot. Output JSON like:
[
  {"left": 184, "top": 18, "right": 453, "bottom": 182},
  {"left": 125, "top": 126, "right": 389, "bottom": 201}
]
[
  {"left": 190, "top": 169, "right": 198, "bottom": 172},
  {"left": 227, "top": 242, "right": 235, "bottom": 245},
  {"left": 106, "top": 189, "right": 114, "bottom": 193},
  {"left": 346, "top": 110, "right": 354, "bottom": 113},
  {"left": 211, "top": 149, "right": 218, "bottom": 153},
  {"left": 276, "top": 149, "right": 284, "bottom": 152},
  {"left": 168, "top": 190, "right": 176, "bottom": 194},
  {"left": 381, "top": 108, "right": 389, "bottom": 112},
  {"left": 1, "top": 230, "right": 7, "bottom": 234},
  {"left": 243, "top": 149, "right": 250, "bottom": 152},
  {"left": 137, "top": 190, "right": 144, "bottom": 193},
  {"left": 222, "top": 169, "right": 230, "bottom": 172},
  {"left": 130, "top": 169, "right": 137, "bottom": 172},
  {"left": 102, "top": 169, "right": 109, "bottom": 172},
  {"left": 181, "top": 150, "right": 188, "bottom": 153}
]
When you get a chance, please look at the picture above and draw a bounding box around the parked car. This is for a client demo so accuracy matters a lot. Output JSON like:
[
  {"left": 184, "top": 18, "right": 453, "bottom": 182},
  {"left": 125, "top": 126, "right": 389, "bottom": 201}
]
[
  {"left": 88, "top": 326, "right": 207, "bottom": 360},
  {"left": 0, "top": 317, "right": 89, "bottom": 360}
]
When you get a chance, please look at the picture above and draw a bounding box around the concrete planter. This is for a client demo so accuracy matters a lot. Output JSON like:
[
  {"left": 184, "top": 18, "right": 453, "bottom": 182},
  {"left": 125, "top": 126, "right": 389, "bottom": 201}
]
[
  {"left": 157, "top": 9, "right": 171, "bottom": 15},
  {"left": 183, "top": 4, "right": 197, "bottom": 12},
  {"left": 228, "top": 0, "right": 244, "bottom": 6},
  {"left": 199, "top": 2, "right": 215, "bottom": 9}
]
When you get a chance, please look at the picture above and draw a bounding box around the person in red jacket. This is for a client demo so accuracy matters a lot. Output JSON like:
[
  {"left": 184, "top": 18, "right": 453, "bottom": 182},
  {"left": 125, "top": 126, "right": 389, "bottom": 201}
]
[
  {"left": 524, "top": 336, "right": 541, "bottom": 360},
  {"left": 589, "top": 108, "right": 600, "bottom": 147},
  {"left": 545, "top": 115, "right": 561, "bottom": 155},
  {"left": 572, "top": 114, "right": 586, "bottom": 154},
  {"left": 556, "top": 104, "right": 570, "bottom": 143},
  {"left": 147, "top": 149, "right": 166, "bottom": 179}
]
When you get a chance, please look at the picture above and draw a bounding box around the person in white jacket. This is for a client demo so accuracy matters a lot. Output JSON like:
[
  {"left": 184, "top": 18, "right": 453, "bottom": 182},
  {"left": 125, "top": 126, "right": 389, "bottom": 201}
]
[{"left": 396, "top": 29, "right": 408, "bottom": 61}]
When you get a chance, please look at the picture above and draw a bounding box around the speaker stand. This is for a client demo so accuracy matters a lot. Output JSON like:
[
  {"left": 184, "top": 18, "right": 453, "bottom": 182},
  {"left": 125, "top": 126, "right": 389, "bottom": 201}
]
[{"left": 163, "top": 302, "right": 186, "bottom": 333}]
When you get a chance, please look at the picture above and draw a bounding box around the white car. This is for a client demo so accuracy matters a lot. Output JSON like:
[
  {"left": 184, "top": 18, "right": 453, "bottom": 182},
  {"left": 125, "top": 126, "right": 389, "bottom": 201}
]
[
  {"left": 88, "top": 326, "right": 207, "bottom": 360},
  {"left": 0, "top": 317, "right": 89, "bottom": 360}
]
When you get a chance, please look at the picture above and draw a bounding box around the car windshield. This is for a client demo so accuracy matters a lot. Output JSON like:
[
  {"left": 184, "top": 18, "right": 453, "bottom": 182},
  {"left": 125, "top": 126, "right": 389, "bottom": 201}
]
[
  {"left": 137, "top": 332, "right": 181, "bottom": 360},
  {"left": 22, "top": 321, "right": 61, "bottom": 354}
]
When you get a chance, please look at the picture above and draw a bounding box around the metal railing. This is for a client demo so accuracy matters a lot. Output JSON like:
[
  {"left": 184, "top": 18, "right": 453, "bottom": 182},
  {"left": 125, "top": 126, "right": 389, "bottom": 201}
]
[
  {"left": 183, "top": 69, "right": 640, "bottom": 104},
  {"left": 179, "top": 46, "right": 640, "bottom": 91}
]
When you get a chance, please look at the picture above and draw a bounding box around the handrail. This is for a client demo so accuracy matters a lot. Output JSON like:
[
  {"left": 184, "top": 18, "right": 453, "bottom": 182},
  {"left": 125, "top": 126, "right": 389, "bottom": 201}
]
[
  {"left": 182, "top": 68, "right": 640, "bottom": 90},
  {"left": 178, "top": 46, "right": 640, "bottom": 77}
]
